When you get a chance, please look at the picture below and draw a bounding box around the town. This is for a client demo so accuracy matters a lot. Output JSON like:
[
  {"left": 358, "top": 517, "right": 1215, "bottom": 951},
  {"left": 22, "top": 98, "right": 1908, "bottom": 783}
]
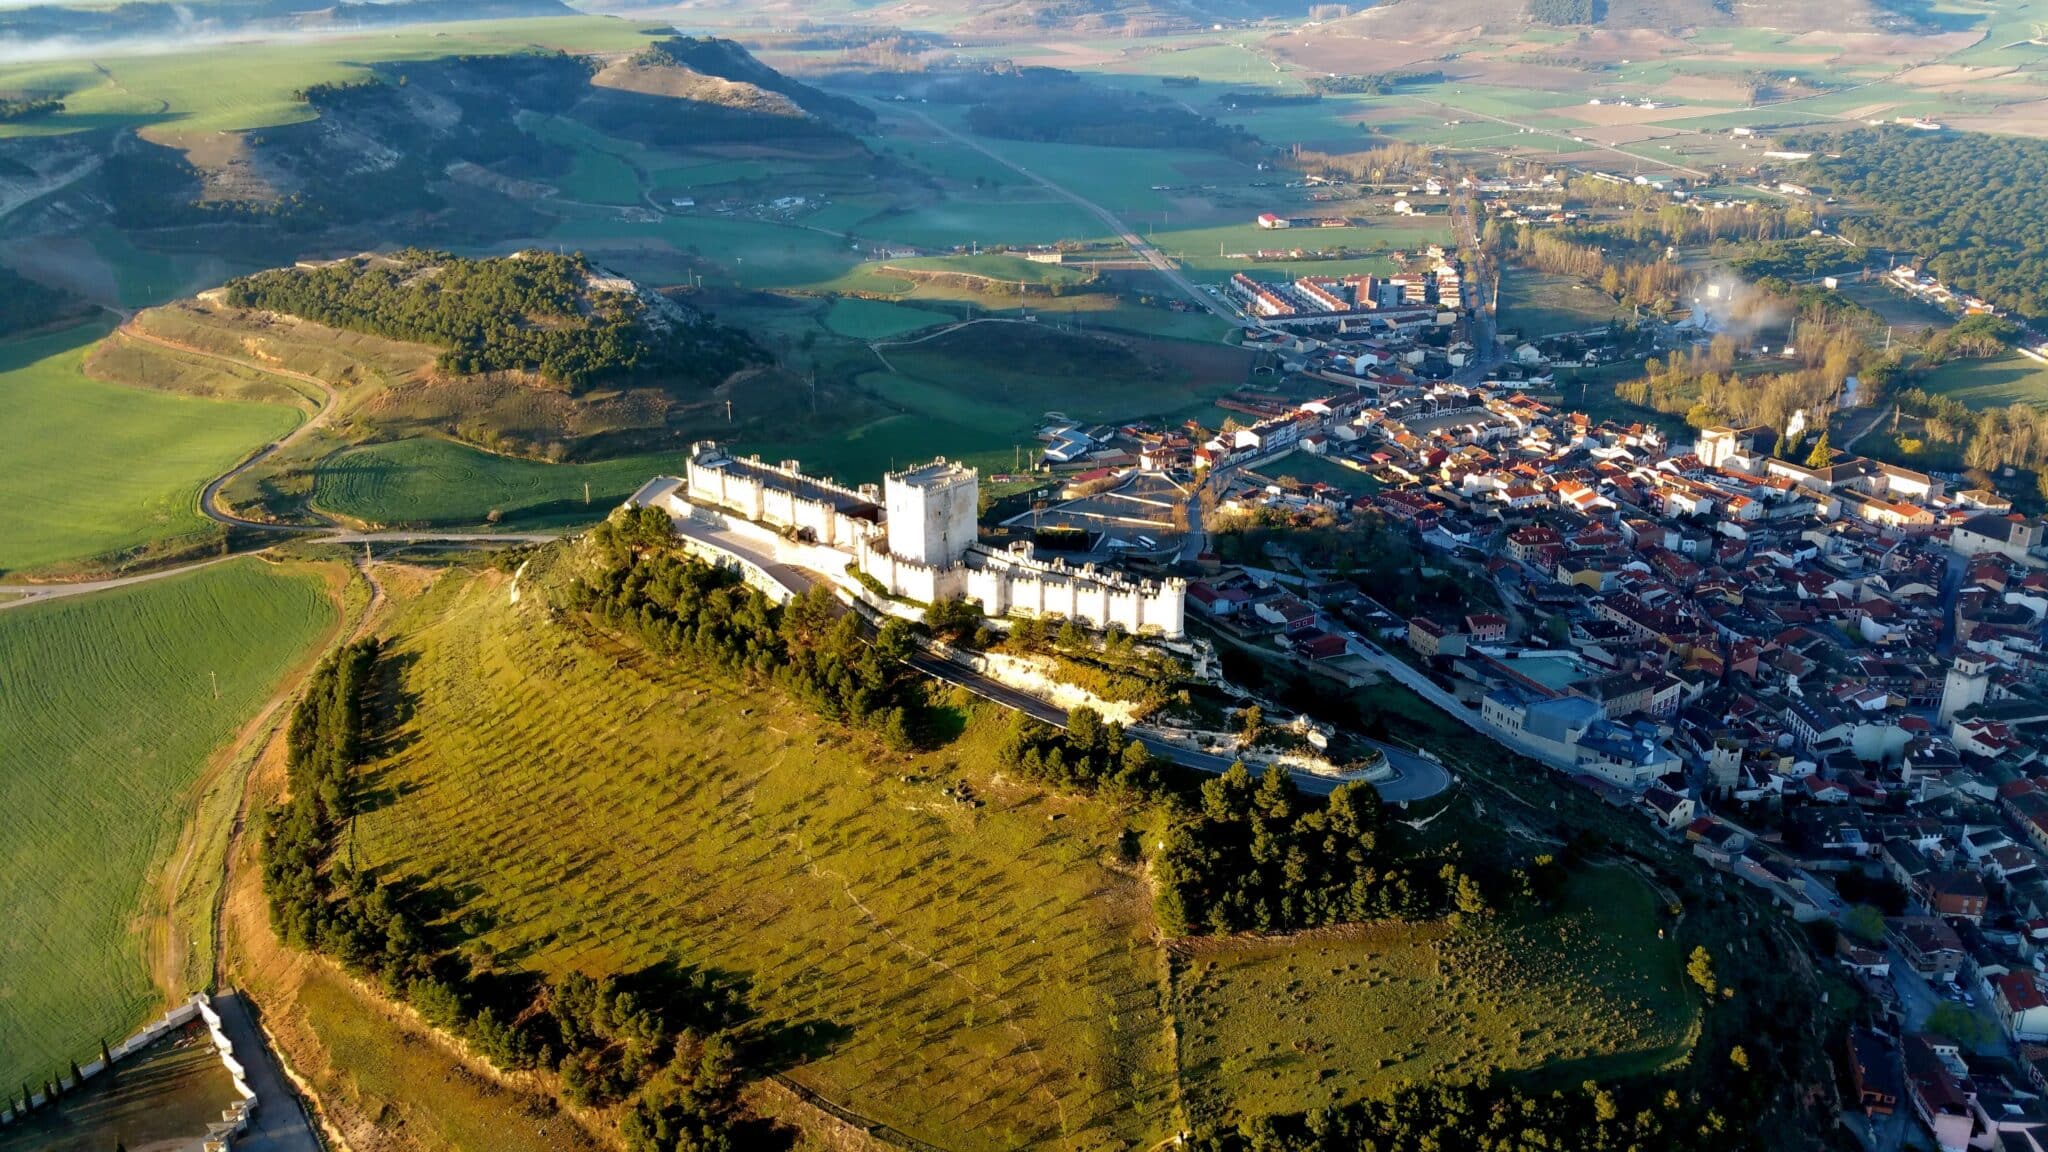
[{"left": 688, "top": 228, "right": 2045, "bottom": 1151}]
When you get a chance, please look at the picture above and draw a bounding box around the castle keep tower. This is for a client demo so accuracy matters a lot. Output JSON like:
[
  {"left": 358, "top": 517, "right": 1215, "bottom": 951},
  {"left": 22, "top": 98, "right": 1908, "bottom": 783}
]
[{"left": 885, "top": 459, "right": 978, "bottom": 567}]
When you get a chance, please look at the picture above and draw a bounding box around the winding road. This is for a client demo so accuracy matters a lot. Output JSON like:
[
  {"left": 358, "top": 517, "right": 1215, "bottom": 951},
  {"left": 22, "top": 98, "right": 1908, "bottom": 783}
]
[
  {"left": 110, "top": 322, "right": 343, "bottom": 534},
  {"left": 0, "top": 328, "right": 571, "bottom": 610}
]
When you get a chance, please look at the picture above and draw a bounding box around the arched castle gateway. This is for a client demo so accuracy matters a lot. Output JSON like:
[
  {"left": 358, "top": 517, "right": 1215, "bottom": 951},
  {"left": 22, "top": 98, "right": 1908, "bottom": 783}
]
[{"left": 648, "top": 442, "right": 1185, "bottom": 637}]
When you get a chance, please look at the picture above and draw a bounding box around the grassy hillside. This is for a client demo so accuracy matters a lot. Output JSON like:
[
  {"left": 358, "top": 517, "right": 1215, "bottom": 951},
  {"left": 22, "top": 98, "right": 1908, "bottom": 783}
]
[
  {"left": 1177, "top": 866, "right": 1698, "bottom": 1122},
  {"left": 0, "top": 326, "right": 300, "bottom": 575},
  {"left": 314, "top": 558, "right": 1719, "bottom": 1147},
  {"left": 310, "top": 439, "right": 677, "bottom": 528},
  {"left": 0, "top": 17, "right": 654, "bottom": 144},
  {"left": 0, "top": 559, "right": 337, "bottom": 1092},
  {"left": 350, "top": 569, "right": 1179, "bottom": 1150}
]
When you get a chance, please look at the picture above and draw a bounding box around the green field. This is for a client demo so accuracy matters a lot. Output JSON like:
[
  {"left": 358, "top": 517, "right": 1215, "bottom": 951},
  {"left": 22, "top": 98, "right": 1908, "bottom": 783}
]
[
  {"left": 310, "top": 438, "right": 678, "bottom": 528},
  {"left": 1922, "top": 353, "right": 2048, "bottom": 410},
  {"left": 519, "top": 114, "right": 645, "bottom": 206},
  {"left": 0, "top": 560, "right": 336, "bottom": 1092},
  {"left": 1500, "top": 270, "right": 1630, "bottom": 339},
  {"left": 844, "top": 321, "right": 1247, "bottom": 476},
  {"left": 1155, "top": 218, "right": 1454, "bottom": 283},
  {"left": 0, "top": 326, "right": 299, "bottom": 574},
  {"left": 0, "top": 17, "right": 655, "bottom": 144},
  {"left": 822, "top": 297, "right": 954, "bottom": 339},
  {"left": 1177, "top": 867, "right": 1699, "bottom": 1122},
  {"left": 351, "top": 571, "right": 1178, "bottom": 1150},
  {"left": 849, "top": 200, "right": 1111, "bottom": 250},
  {"left": 880, "top": 253, "right": 1102, "bottom": 287},
  {"left": 537, "top": 212, "right": 861, "bottom": 290}
]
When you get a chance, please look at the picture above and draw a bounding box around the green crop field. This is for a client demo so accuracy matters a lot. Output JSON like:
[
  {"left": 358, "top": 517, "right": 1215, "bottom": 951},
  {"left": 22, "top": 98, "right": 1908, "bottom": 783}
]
[
  {"left": 0, "top": 560, "right": 336, "bottom": 1092},
  {"left": 1499, "top": 270, "right": 1630, "bottom": 339},
  {"left": 310, "top": 438, "right": 678, "bottom": 528},
  {"left": 350, "top": 571, "right": 1179, "bottom": 1151},
  {"left": 0, "top": 17, "right": 655, "bottom": 144},
  {"left": 1176, "top": 866, "right": 1699, "bottom": 1123},
  {"left": 0, "top": 326, "right": 299, "bottom": 575},
  {"left": 849, "top": 200, "right": 1111, "bottom": 250},
  {"left": 868, "top": 321, "right": 1246, "bottom": 467},
  {"left": 538, "top": 212, "right": 861, "bottom": 291},
  {"left": 519, "top": 114, "right": 646, "bottom": 206},
  {"left": 823, "top": 297, "right": 954, "bottom": 339},
  {"left": 1921, "top": 353, "right": 2048, "bottom": 410}
]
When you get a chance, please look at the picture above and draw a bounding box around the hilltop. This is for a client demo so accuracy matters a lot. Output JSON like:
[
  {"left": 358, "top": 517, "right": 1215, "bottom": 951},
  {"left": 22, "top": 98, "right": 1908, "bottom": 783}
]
[
  {"left": 219, "top": 249, "right": 757, "bottom": 394},
  {"left": 595, "top": 36, "right": 875, "bottom": 126}
]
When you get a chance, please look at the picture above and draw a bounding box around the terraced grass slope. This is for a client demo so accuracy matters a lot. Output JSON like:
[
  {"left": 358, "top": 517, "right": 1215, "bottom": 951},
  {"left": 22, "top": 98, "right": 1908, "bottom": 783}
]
[
  {"left": 1176, "top": 866, "right": 1699, "bottom": 1122},
  {"left": 0, "top": 326, "right": 300, "bottom": 574},
  {"left": 0, "top": 560, "right": 337, "bottom": 1092},
  {"left": 350, "top": 570, "right": 1179, "bottom": 1150}
]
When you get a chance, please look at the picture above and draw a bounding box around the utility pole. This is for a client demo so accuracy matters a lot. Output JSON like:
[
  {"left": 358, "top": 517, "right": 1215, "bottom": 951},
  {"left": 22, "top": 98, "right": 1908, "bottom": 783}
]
[{"left": 209, "top": 671, "right": 218, "bottom": 700}]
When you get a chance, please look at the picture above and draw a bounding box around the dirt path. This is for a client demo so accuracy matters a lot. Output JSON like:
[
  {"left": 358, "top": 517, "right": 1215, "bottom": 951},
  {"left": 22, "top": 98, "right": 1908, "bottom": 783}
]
[
  {"left": 897, "top": 105, "right": 1240, "bottom": 330},
  {"left": 1841, "top": 403, "right": 1897, "bottom": 453},
  {"left": 0, "top": 534, "right": 558, "bottom": 610},
  {"left": 867, "top": 314, "right": 1111, "bottom": 372}
]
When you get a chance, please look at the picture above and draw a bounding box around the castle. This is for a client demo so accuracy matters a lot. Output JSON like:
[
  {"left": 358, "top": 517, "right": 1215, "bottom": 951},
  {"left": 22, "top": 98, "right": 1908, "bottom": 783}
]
[{"left": 652, "top": 442, "right": 1185, "bottom": 637}]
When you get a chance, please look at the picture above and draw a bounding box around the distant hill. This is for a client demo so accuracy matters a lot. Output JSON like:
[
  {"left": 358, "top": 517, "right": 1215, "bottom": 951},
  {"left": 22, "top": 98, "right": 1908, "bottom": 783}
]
[
  {"left": 591, "top": 36, "right": 875, "bottom": 126},
  {"left": 1247, "top": 0, "right": 1911, "bottom": 36},
  {"left": 0, "top": 0, "right": 577, "bottom": 47}
]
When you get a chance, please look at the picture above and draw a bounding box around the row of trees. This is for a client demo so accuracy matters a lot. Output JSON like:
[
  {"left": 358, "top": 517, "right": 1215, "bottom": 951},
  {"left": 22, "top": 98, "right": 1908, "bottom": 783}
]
[
  {"left": 577, "top": 506, "right": 932, "bottom": 750},
  {"left": 1905, "top": 393, "right": 2048, "bottom": 475},
  {"left": 260, "top": 640, "right": 762, "bottom": 1149},
  {"left": 0, "top": 266, "right": 78, "bottom": 338},
  {"left": 1156, "top": 763, "right": 1475, "bottom": 935},
  {"left": 1191, "top": 1076, "right": 1747, "bottom": 1152},
  {"left": 1617, "top": 342, "right": 1849, "bottom": 434},
  {"left": 1494, "top": 224, "right": 1691, "bottom": 312},
  {"left": 996, "top": 708, "right": 1170, "bottom": 798},
  {"left": 1528, "top": 0, "right": 1600, "bottom": 24},
  {"left": 1303, "top": 70, "right": 1444, "bottom": 96},
  {"left": 222, "top": 250, "right": 759, "bottom": 394},
  {"left": 0, "top": 96, "right": 62, "bottom": 122},
  {"left": 1292, "top": 143, "right": 1435, "bottom": 184}
]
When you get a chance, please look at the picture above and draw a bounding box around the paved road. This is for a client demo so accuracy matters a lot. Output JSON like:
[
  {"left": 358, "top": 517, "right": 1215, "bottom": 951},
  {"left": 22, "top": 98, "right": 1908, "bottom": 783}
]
[
  {"left": 902, "top": 106, "right": 1242, "bottom": 328},
  {"left": 109, "top": 323, "right": 345, "bottom": 534},
  {"left": 0, "top": 533, "right": 562, "bottom": 611},
  {"left": 668, "top": 514, "right": 1452, "bottom": 802},
  {"left": 210, "top": 992, "right": 322, "bottom": 1152}
]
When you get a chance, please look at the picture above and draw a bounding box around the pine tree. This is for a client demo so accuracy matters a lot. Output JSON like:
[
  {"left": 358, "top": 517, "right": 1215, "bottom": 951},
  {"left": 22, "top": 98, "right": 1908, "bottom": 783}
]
[{"left": 1804, "top": 430, "right": 1833, "bottom": 469}]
